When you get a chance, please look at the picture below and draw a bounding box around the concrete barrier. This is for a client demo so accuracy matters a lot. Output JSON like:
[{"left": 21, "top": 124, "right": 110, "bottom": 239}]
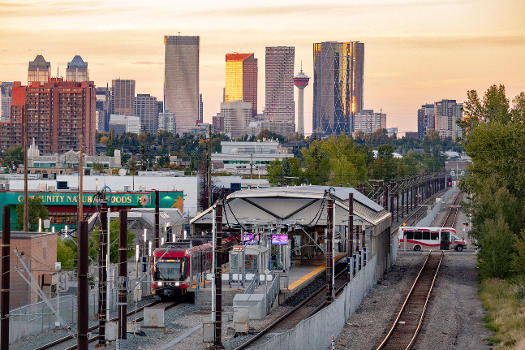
[{"left": 252, "top": 255, "right": 377, "bottom": 350}]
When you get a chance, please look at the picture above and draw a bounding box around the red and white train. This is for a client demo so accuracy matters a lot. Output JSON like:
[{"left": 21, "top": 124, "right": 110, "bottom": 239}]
[
  {"left": 398, "top": 226, "right": 467, "bottom": 252},
  {"left": 152, "top": 236, "right": 238, "bottom": 299}
]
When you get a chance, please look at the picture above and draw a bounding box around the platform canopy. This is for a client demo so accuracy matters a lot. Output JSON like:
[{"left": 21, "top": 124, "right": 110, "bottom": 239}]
[{"left": 191, "top": 186, "right": 391, "bottom": 233}]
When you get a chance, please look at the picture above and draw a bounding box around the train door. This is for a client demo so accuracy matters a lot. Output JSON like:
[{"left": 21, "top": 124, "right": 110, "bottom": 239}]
[{"left": 440, "top": 231, "right": 450, "bottom": 250}]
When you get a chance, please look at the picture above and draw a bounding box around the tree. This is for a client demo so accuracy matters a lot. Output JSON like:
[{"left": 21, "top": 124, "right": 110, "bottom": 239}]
[
  {"left": 3, "top": 145, "right": 23, "bottom": 170},
  {"left": 459, "top": 85, "right": 525, "bottom": 278},
  {"left": 57, "top": 237, "right": 77, "bottom": 269},
  {"left": 92, "top": 162, "right": 105, "bottom": 172},
  {"left": 267, "top": 158, "right": 304, "bottom": 186},
  {"left": 15, "top": 195, "right": 49, "bottom": 231},
  {"left": 89, "top": 218, "right": 136, "bottom": 264}
]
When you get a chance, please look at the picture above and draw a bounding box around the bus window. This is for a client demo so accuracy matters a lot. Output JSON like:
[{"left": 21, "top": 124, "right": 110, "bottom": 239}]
[
  {"left": 406, "top": 231, "right": 414, "bottom": 240},
  {"left": 423, "top": 231, "right": 430, "bottom": 240},
  {"left": 431, "top": 232, "right": 439, "bottom": 240},
  {"left": 414, "top": 231, "right": 423, "bottom": 240}
]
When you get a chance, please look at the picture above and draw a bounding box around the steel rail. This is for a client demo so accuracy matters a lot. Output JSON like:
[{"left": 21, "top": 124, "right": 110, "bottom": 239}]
[
  {"left": 234, "top": 267, "right": 348, "bottom": 350},
  {"left": 36, "top": 299, "right": 182, "bottom": 350},
  {"left": 376, "top": 251, "right": 443, "bottom": 350}
]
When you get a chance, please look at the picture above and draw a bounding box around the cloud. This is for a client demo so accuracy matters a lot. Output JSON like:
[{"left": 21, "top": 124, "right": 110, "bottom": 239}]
[{"left": 132, "top": 61, "right": 163, "bottom": 65}]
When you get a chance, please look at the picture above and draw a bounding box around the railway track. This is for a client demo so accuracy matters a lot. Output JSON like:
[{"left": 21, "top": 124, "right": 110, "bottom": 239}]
[
  {"left": 441, "top": 192, "right": 463, "bottom": 227},
  {"left": 36, "top": 299, "right": 182, "bottom": 350},
  {"left": 234, "top": 263, "right": 348, "bottom": 350},
  {"left": 376, "top": 251, "right": 444, "bottom": 350}
]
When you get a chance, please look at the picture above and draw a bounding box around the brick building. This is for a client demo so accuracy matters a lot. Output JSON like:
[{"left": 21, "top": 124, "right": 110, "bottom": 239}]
[
  {"left": 0, "top": 231, "right": 57, "bottom": 309},
  {"left": 0, "top": 78, "right": 96, "bottom": 155}
]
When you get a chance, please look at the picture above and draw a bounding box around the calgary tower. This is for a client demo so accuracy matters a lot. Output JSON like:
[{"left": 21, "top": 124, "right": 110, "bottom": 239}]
[{"left": 293, "top": 66, "right": 310, "bottom": 136}]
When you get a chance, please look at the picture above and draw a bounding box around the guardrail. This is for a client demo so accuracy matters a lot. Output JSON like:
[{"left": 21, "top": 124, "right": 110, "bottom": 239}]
[{"left": 265, "top": 273, "right": 280, "bottom": 314}]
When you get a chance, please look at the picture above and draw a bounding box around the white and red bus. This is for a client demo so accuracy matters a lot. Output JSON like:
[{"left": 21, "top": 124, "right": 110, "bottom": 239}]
[{"left": 398, "top": 226, "right": 467, "bottom": 252}]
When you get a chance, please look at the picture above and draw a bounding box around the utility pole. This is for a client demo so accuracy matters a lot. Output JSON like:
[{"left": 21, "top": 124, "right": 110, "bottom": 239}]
[
  {"left": 154, "top": 190, "right": 159, "bottom": 249},
  {"left": 97, "top": 199, "right": 108, "bottom": 347},
  {"left": 389, "top": 180, "right": 395, "bottom": 221},
  {"left": 214, "top": 202, "right": 223, "bottom": 349},
  {"left": 326, "top": 197, "right": 334, "bottom": 303},
  {"left": 347, "top": 192, "right": 353, "bottom": 280},
  {"left": 1, "top": 206, "right": 11, "bottom": 350},
  {"left": 208, "top": 125, "right": 212, "bottom": 208},
  {"left": 78, "top": 134, "right": 84, "bottom": 227},
  {"left": 118, "top": 210, "right": 128, "bottom": 349},
  {"left": 23, "top": 110, "right": 28, "bottom": 232},
  {"left": 77, "top": 220, "right": 88, "bottom": 350}
]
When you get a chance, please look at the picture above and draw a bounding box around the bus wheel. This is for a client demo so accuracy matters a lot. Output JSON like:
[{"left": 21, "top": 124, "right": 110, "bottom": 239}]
[
  {"left": 414, "top": 245, "right": 421, "bottom": 252},
  {"left": 455, "top": 245, "right": 463, "bottom": 252}
]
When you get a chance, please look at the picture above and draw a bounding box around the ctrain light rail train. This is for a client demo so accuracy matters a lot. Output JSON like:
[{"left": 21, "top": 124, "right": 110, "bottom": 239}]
[{"left": 152, "top": 236, "right": 238, "bottom": 299}]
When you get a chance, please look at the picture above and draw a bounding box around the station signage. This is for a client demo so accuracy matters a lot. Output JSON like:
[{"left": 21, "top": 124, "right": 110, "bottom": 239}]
[{"left": 13, "top": 192, "right": 149, "bottom": 206}]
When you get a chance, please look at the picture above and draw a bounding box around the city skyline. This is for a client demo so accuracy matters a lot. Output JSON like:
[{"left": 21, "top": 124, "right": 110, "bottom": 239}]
[{"left": 0, "top": 0, "right": 523, "bottom": 134}]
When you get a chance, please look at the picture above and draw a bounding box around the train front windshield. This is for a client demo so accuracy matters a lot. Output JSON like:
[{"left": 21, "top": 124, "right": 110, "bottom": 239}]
[{"left": 156, "top": 260, "right": 185, "bottom": 281}]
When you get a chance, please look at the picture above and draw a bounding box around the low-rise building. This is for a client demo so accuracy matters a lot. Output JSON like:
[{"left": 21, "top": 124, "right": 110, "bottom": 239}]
[
  {"left": 17, "top": 138, "right": 121, "bottom": 175},
  {"left": 211, "top": 141, "right": 293, "bottom": 175},
  {"left": 0, "top": 231, "right": 57, "bottom": 309}
]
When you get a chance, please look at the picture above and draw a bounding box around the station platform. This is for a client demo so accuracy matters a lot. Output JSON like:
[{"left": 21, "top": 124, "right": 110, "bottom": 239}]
[{"left": 280, "top": 253, "right": 347, "bottom": 301}]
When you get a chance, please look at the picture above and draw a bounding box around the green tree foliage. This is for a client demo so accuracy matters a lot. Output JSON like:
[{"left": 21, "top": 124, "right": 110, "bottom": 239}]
[
  {"left": 266, "top": 158, "right": 304, "bottom": 186},
  {"left": 459, "top": 84, "right": 525, "bottom": 278},
  {"left": 2, "top": 145, "right": 23, "bottom": 169},
  {"left": 57, "top": 237, "right": 77, "bottom": 269},
  {"left": 89, "top": 218, "right": 136, "bottom": 264},
  {"left": 15, "top": 195, "right": 49, "bottom": 231}
]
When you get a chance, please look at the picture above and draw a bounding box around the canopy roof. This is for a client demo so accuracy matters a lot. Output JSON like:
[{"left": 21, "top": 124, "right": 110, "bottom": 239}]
[{"left": 191, "top": 186, "right": 391, "bottom": 234}]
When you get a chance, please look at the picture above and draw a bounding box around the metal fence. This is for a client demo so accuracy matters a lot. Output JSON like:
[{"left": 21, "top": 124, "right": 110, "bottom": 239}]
[
  {"left": 8, "top": 270, "right": 152, "bottom": 345},
  {"left": 265, "top": 273, "right": 280, "bottom": 314}
]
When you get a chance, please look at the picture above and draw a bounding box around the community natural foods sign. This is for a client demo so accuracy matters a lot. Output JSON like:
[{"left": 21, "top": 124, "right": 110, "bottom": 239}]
[{"left": 6, "top": 191, "right": 184, "bottom": 211}]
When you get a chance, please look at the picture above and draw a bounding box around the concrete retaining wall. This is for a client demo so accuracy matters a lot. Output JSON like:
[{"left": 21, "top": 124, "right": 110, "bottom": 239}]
[{"left": 252, "top": 256, "right": 377, "bottom": 350}]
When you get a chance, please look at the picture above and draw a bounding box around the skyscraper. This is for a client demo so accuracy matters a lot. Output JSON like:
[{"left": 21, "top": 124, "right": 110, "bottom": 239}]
[
  {"left": 312, "top": 41, "right": 364, "bottom": 135},
  {"left": 417, "top": 104, "right": 435, "bottom": 138},
  {"left": 225, "top": 53, "right": 257, "bottom": 117},
  {"left": 95, "top": 85, "right": 111, "bottom": 132},
  {"left": 28, "top": 55, "right": 50, "bottom": 84},
  {"left": 264, "top": 46, "right": 295, "bottom": 136},
  {"left": 66, "top": 55, "right": 89, "bottom": 82},
  {"left": 134, "top": 93, "right": 159, "bottom": 134},
  {"left": 111, "top": 79, "right": 135, "bottom": 116},
  {"left": 221, "top": 101, "right": 252, "bottom": 139},
  {"left": 4, "top": 79, "right": 96, "bottom": 155},
  {"left": 0, "top": 82, "right": 13, "bottom": 121},
  {"left": 435, "top": 99, "right": 463, "bottom": 139},
  {"left": 164, "top": 35, "right": 199, "bottom": 134}
]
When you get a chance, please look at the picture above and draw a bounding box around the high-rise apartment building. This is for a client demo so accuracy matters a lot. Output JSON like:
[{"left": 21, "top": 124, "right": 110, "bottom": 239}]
[
  {"left": 353, "top": 109, "right": 386, "bottom": 135},
  {"left": 0, "top": 82, "right": 13, "bottom": 121},
  {"left": 417, "top": 104, "right": 435, "bottom": 138},
  {"left": 96, "top": 85, "right": 111, "bottom": 132},
  {"left": 1, "top": 79, "right": 96, "bottom": 155},
  {"left": 28, "top": 55, "right": 50, "bottom": 84},
  {"left": 264, "top": 46, "right": 295, "bottom": 136},
  {"left": 158, "top": 111, "right": 176, "bottom": 134},
  {"left": 312, "top": 41, "right": 364, "bottom": 135},
  {"left": 66, "top": 55, "right": 89, "bottom": 82},
  {"left": 134, "top": 93, "right": 159, "bottom": 133},
  {"left": 221, "top": 101, "right": 252, "bottom": 139},
  {"left": 111, "top": 79, "right": 135, "bottom": 116},
  {"left": 435, "top": 99, "right": 463, "bottom": 139},
  {"left": 225, "top": 53, "right": 257, "bottom": 117},
  {"left": 164, "top": 35, "right": 199, "bottom": 135}
]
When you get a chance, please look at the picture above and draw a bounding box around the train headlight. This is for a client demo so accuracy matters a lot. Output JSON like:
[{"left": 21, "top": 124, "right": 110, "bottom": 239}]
[
  {"left": 175, "top": 281, "right": 180, "bottom": 287},
  {"left": 158, "top": 281, "right": 163, "bottom": 287}
]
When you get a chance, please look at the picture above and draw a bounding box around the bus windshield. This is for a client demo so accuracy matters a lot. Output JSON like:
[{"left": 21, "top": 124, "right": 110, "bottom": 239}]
[{"left": 156, "top": 261, "right": 184, "bottom": 281}]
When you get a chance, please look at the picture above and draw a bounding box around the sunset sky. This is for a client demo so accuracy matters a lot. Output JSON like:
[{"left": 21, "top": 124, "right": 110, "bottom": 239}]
[{"left": 0, "top": 0, "right": 523, "bottom": 134}]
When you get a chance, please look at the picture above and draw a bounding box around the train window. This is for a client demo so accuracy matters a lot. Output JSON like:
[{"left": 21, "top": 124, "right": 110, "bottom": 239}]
[
  {"left": 431, "top": 232, "right": 439, "bottom": 240},
  {"left": 423, "top": 231, "right": 430, "bottom": 240},
  {"left": 406, "top": 231, "right": 414, "bottom": 240},
  {"left": 414, "top": 231, "right": 423, "bottom": 240}
]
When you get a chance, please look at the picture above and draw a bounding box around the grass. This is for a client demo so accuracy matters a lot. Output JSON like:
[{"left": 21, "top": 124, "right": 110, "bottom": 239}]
[{"left": 479, "top": 278, "right": 525, "bottom": 349}]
